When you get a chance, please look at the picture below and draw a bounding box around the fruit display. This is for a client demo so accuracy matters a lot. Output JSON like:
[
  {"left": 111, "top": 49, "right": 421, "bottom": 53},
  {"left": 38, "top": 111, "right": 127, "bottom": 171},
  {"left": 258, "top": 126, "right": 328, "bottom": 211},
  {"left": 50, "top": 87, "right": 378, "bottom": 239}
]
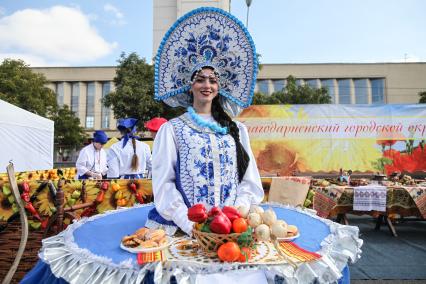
[
  {"left": 0, "top": 179, "right": 153, "bottom": 232},
  {"left": 188, "top": 204, "right": 299, "bottom": 263},
  {"left": 0, "top": 168, "right": 77, "bottom": 182},
  {"left": 189, "top": 204, "right": 254, "bottom": 259}
]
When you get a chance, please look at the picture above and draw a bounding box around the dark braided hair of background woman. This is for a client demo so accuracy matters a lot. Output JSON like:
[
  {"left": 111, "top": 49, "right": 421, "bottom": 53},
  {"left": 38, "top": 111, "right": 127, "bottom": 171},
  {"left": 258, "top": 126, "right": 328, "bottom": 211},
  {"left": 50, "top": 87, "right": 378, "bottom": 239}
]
[{"left": 211, "top": 96, "right": 249, "bottom": 182}]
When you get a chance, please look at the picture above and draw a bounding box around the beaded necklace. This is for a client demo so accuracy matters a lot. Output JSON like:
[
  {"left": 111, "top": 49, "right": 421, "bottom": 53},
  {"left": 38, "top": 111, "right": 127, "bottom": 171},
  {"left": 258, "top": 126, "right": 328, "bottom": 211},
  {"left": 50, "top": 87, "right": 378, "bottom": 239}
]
[{"left": 187, "top": 107, "right": 228, "bottom": 135}]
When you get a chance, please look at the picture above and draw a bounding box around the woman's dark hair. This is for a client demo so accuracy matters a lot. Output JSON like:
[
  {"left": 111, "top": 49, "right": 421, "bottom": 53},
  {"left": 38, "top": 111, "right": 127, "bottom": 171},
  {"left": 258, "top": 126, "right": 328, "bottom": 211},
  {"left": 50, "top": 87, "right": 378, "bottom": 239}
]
[
  {"left": 211, "top": 96, "right": 249, "bottom": 182},
  {"left": 130, "top": 137, "right": 139, "bottom": 171},
  {"left": 121, "top": 128, "right": 138, "bottom": 171}
]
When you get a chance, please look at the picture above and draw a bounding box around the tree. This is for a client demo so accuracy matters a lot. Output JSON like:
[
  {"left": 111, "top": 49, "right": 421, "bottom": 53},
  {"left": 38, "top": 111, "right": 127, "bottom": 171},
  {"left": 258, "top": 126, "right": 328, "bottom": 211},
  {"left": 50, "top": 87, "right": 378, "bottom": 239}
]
[
  {"left": 102, "top": 53, "right": 183, "bottom": 129},
  {"left": 253, "top": 75, "right": 332, "bottom": 105},
  {"left": 0, "top": 59, "right": 57, "bottom": 116},
  {"left": 419, "top": 91, "right": 426, "bottom": 103},
  {"left": 51, "top": 105, "right": 86, "bottom": 149},
  {"left": 0, "top": 59, "right": 86, "bottom": 153}
]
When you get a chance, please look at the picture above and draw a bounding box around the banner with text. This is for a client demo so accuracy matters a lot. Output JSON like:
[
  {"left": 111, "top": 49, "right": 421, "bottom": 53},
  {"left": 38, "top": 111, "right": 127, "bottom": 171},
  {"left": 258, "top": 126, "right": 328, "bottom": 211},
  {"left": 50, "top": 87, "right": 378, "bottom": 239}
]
[{"left": 237, "top": 104, "right": 426, "bottom": 176}]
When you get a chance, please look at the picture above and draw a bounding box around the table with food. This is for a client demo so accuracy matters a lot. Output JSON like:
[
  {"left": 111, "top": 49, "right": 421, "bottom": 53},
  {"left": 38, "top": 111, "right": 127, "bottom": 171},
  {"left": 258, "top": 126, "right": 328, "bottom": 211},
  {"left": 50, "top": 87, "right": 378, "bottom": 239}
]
[{"left": 22, "top": 202, "right": 362, "bottom": 284}]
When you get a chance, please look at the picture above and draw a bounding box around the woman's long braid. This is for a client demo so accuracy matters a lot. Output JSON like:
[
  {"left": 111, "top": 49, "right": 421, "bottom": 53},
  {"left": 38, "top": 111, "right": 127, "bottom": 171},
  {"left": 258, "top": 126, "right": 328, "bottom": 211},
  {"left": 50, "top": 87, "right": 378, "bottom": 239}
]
[
  {"left": 211, "top": 96, "right": 249, "bottom": 182},
  {"left": 130, "top": 135, "right": 139, "bottom": 171}
]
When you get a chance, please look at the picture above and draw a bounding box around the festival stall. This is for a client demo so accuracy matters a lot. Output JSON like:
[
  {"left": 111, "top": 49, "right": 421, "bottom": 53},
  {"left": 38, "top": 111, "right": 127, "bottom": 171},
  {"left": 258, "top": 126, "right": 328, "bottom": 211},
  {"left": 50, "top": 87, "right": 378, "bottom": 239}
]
[
  {"left": 0, "top": 99, "right": 54, "bottom": 173},
  {"left": 22, "top": 203, "right": 360, "bottom": 284},
  {"left": 3, "top": 4, "right": 426, "bottom": 283},
  {"left": 3, "top": 174, "right": 426, "bottom": 282}
]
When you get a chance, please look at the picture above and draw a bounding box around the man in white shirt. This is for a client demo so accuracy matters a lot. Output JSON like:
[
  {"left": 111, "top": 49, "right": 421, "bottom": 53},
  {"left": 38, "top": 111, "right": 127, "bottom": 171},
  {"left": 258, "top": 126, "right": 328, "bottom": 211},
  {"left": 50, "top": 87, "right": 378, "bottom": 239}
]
[{"left": 76, "top": 130, "right": 108, "bottom": 179}]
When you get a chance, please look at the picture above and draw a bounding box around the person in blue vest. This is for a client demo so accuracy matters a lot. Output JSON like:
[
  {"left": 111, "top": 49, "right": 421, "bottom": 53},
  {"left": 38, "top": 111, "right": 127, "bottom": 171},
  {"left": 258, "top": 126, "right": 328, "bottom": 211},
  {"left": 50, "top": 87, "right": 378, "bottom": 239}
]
[
  {"left": 75, "top": 130, "right": 108, "bottom": 179},
  {"left": 145, "top": 7, "right": 264, "bottom": 236},
  {"left": 107, "top": 118, "right": 152, "bottom": 179}
]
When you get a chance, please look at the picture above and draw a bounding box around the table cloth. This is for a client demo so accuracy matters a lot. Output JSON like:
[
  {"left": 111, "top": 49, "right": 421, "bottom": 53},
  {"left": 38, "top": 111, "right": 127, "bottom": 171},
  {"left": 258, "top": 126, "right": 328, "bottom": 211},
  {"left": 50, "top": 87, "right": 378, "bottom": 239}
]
[{"left": 22, "top": 203, "right": 361, "bottom": 284}]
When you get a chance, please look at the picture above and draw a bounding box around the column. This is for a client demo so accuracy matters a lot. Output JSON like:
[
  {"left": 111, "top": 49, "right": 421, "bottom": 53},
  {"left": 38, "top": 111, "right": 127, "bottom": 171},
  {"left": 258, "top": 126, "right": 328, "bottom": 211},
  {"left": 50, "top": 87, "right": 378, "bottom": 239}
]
[{"left": 94, "top": 82, "right": 103, "bottom": 129}]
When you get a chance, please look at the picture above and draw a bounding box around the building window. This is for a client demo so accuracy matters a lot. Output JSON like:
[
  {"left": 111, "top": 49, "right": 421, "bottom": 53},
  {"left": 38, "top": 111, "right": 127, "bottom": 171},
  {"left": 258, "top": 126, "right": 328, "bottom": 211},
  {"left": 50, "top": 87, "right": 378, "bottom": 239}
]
[
  {"left": 86, "top": 116, "right": 94, "bottom": 128},
  {"left": 101, "top": 82, "right": 111, "bottom": 129},
  {"left": 56, "top": 82, "right": 64, "bottom": 106},
  {"left": 354, "top": 79, "right": 368, "bottom": 104},
  {"left": 71, "top": 82, "right": 79, "bottom": 115},
  {"left": 305, "top": 79, "right": 319, "bottom": 89},
  {"left": 257, "top": 80, "right": 269, "bottom": 94},
  {"left": 320, "top": 79, "right": 336, "bottom": 103},
  {"left": 86, "top": 82, "right": 95, "bottom": 129},
  {"left": 272, "top": 80, "right": 285, "bottom": 93},
  {"left": 371, "top": 78, "right": 385, "bottom": 103},
  {"left": 338, "top": 79, "right": 351, "bottom": 104},
  {"left": 295, "top": 79, "right": 304, "bottom": 86}
]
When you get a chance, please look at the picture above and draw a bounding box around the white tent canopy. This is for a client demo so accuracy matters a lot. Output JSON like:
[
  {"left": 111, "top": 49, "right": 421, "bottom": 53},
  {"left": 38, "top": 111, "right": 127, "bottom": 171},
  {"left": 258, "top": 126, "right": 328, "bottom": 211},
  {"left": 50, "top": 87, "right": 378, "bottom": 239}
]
[{"left": 0, "top": 99, "right": 54, "bottom": 173}]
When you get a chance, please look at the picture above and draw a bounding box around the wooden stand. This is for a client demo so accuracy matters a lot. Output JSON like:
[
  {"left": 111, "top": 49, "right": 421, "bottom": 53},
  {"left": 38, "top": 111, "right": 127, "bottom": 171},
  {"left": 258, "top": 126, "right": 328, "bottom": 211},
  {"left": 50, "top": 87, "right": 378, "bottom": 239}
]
[{"left": 375, "top": 214, "right": 398, "bottom": 237}]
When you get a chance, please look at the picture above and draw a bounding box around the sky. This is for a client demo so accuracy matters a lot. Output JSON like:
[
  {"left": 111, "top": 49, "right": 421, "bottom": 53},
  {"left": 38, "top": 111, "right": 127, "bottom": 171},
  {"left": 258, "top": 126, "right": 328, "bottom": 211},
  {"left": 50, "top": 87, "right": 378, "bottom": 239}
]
[{"left": 0, "top": 0, "right": 425, "bottom": 67}]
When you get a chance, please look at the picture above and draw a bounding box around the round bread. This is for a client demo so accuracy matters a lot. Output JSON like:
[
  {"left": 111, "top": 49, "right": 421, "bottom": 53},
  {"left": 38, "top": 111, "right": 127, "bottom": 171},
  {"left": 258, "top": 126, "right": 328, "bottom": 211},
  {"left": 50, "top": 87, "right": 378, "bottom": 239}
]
[
  {"left": 135, "top": 227, "right": 150, "bottom": 240},
  {"left": 287, "top": 225, "right": 298, "bottom": 236},
  {"left": 146, "top": 229, "right": 166, "bottom": 242}
]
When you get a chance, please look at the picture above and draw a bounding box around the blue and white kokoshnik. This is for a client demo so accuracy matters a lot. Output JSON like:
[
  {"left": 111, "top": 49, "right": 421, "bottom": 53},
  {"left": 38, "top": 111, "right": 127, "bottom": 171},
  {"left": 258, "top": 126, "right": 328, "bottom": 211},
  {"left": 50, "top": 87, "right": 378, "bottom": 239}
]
[{"left": 154, "top": 7, "right": 258, "bottom": 116}]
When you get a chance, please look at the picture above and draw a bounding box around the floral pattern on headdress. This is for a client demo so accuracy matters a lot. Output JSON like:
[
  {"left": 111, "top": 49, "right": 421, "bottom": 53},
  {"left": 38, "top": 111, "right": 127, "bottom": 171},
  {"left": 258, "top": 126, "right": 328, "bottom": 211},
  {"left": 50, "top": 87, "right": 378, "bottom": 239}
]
[{"left": 154, "top": 7, "right": 258, "bottom": 116}]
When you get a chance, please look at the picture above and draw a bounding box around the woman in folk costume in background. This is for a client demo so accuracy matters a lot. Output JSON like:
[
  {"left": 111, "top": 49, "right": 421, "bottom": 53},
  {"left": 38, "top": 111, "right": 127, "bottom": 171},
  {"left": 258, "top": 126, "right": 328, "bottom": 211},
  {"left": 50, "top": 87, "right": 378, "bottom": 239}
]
[
  {"left": 107, "top": 118, "right": 152, "bottom": 179},
  {"left": 76, "top": 130, "right": 108, "bottom": 179},
  {"left": 146, "top": 7, "right": 264, "bottom": 237}
]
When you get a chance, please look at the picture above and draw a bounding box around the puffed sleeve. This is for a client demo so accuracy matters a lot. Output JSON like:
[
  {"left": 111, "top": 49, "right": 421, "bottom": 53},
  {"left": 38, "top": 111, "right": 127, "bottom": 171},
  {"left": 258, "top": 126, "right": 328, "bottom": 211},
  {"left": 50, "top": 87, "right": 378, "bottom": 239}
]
[
  {"left": 107, "top": 143, "right": 120, "bottom": 178},
  {"left": 234, "top": 121, "right": 264, "bottom": 207},
  {"left": 152, "top": 123, "right": 194, "bottom": 235}
]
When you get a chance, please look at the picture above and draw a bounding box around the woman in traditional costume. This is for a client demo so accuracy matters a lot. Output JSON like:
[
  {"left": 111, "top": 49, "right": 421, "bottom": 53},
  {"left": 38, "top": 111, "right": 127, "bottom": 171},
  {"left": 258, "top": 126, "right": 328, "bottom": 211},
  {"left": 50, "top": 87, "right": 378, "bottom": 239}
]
[
  {"left": 146, "top": 7, "right": 264, "bottom": 236},
  {"left": 76, "top": 130, "right": 108, "bottom": 179},
  {"left": 107, "top": 118, "right": 152, "bottom": 179}
]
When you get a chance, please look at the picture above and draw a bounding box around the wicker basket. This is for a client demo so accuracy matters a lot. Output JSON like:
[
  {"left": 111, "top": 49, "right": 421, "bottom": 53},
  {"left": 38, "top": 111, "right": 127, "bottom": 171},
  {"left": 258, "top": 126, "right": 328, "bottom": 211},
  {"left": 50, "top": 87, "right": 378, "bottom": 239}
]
[
  {"left": 192, "top": 227, "right": 252, "bottom": 254},
  {"left": 0, "top": 219, "right": 54, "bottom": 283}
]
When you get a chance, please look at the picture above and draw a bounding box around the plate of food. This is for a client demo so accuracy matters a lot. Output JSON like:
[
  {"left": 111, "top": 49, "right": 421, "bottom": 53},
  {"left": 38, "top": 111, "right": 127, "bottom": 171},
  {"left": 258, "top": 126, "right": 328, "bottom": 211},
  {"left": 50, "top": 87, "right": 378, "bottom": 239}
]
[
  {"left": 276, "top": 225, "right": 300, "bottom": 242},
  {"left": 120, "top": 228, "right": 172, "bottom": 253}
]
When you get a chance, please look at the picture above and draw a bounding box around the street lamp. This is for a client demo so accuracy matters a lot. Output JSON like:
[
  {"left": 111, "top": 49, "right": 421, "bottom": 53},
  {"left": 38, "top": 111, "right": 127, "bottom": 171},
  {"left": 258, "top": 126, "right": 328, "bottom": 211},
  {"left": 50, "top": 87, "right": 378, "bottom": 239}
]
[{"left": 246, "top": 0, "right": 253, "bottom": 28}]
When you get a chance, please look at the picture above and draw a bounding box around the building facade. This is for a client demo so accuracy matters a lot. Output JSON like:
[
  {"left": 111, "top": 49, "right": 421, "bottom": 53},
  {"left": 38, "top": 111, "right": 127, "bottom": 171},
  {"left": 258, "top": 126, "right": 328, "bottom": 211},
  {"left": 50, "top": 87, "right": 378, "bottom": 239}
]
[
  {"left": 32, "top": 66, "right": 118, "bottom": 137},
  {"left": 256, "top": 63, "right": 426, "bottom": 104},
  {"left": 33, "top": 63, "right": 426, "bottom": 137}
]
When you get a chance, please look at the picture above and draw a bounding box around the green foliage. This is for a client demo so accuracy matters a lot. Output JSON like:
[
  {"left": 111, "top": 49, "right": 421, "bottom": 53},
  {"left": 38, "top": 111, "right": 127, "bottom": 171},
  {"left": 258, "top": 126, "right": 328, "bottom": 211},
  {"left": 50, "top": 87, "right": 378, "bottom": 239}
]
[
  {"left": 253, "top": 75, "right": 332, "bottom": 105},
  {"left": 102, "top": 53, "right": 184, "bottom": 129},
  {"left": 419, "top": 91, "right": 426, "bottom": 103},
  {"left": 0, "top": 59, "right": 57, "bottom": 116},
  {"left": 0, "top": 58, "right": 85, "bottom": 151},
  {"left": 51, "top": 105, "right": 86, "bottom": 149},
  {"left": 237, "top": 227, "right": 254, "bottom": 248}
]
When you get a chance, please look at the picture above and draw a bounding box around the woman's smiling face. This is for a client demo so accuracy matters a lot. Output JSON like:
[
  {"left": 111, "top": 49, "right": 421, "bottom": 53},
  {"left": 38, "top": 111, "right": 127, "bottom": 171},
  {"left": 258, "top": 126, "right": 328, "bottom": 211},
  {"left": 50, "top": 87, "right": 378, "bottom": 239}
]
[{"left": 191, "top": 67, "right": 219, "bottom": 108}]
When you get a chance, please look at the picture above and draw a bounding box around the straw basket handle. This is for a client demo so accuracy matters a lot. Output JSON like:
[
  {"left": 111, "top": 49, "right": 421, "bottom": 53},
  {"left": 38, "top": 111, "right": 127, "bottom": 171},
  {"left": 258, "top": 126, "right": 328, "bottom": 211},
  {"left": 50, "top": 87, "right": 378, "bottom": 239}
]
[{"left": 1, "top": 162, "right": 29, "bottom": 284}]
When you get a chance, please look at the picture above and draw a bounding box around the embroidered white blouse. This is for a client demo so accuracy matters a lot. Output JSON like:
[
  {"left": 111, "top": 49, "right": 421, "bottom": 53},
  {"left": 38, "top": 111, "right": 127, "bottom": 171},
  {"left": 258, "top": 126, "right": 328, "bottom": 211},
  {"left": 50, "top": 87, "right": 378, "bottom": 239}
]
[
  {"left": 152, "top": 114, "right": 264, "bottom": 235},
  {"left": 107, "top": 140, "right": 152, "bottom": 178},
  {"left": 75, "top": 144, "right": 108, "bottom": 178}
]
